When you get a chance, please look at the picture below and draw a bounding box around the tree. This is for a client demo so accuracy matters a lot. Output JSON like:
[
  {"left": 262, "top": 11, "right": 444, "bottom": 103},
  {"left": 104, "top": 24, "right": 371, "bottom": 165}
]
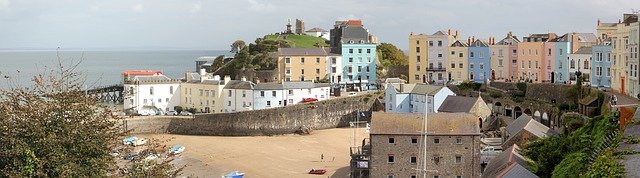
[
  {"left": 230, "top": 40, "right": 246, "bottom": 54},
  {"left": 376, "top": 43, "right": 408, "bottom": 67},
  {"left": 209, "top": 55, "right": 225, "bottom": 73},
  {"left": 0, "top": 58, "right": 182, "bottom": 177}
]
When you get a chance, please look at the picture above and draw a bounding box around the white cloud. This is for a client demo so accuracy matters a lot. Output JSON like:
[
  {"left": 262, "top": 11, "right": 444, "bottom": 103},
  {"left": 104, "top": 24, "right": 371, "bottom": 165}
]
[
  {"left": 0, "top": 0, "right": 10, "bottom": 10},
  {"left": 247, "top": 0, "right": 275, "bottom": 12},
  {"left": 132, "top": 3, "right": 143, "bottom": 13},
  {"left": 189, "top": 3, "right": 201, "bottom": 13}
]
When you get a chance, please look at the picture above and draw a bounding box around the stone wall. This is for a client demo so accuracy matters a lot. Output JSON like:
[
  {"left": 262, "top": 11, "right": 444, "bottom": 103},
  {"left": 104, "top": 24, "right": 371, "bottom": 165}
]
[
  {"left": 124, "top": 93, "right": 379, "bottom": 136},
  {"left": 525, "top": 83, "right": 572, "bottom": 104}
]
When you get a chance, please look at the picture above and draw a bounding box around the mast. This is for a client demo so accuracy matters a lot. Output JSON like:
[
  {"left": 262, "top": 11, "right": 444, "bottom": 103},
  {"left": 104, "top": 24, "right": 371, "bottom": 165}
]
[{"left": 422, "top": 101, "right": 428, "bottom": 178}]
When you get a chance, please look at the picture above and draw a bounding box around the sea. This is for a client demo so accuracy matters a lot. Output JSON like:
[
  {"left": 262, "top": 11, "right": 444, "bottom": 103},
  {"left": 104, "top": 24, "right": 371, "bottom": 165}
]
[{"left": 0, "top": 50, "right": 232, "bottom": 89}]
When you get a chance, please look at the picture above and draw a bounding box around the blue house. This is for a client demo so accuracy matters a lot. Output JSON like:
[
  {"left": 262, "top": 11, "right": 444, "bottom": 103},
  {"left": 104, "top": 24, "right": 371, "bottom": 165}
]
[
  {"left": 468, "top": 40, "right": 491, "bottom": 83},
  {"left": 341, "top": 43, "right": 377, "bottom": 90},
  {"left": 553, "top": 37, "right": 571, "bottom": 84},
  {"left": 591, "top": 43, "right": 612, "bottom": 87}
]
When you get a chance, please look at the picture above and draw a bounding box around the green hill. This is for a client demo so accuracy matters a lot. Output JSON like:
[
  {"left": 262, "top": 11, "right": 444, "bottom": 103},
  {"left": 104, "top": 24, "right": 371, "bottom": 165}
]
[{"left": 263, "top": 34, "right": 329, "bottom": 48}]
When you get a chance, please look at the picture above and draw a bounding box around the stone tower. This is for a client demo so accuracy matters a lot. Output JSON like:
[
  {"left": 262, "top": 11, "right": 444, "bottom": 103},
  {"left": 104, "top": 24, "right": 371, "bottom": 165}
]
[{"left": 295, "top": 19, "right": 305, "bottom": 34}]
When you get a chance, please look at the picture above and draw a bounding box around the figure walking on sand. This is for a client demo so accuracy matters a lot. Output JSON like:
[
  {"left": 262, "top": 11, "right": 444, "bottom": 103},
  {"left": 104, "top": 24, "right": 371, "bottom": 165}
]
[{"left": 321, "top": 154, "right": 324, "bottom": 162}]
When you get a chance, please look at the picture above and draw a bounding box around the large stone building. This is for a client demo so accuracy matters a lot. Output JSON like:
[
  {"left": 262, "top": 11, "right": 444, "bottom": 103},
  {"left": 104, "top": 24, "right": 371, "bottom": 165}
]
[
  {"left": 369, "top": 112, "right": 481, "bottom": 178},
  {"left": 409, "top": 33, "right": 429, "bottom": 83},
  {"left": 447, "top": 40, "right": 469, "bottom": 82},
  {"left": 385, "top": 83, "right": 455, "bottom": 113}
]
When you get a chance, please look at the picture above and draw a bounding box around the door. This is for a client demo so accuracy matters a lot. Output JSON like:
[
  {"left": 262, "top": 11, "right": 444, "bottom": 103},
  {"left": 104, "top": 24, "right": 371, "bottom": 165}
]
[
  {"left": 621, "top": 77, "right": 626, "bottom": 95},
  {"left": 551, "top": 72, "right": 555, "bottom": 83}
]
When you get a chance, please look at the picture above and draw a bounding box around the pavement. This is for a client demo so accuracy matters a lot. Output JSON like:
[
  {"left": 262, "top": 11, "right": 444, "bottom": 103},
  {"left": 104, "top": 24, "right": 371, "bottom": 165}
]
[{"left": 608, "top": 91, "right": 639, "bottom": 107}]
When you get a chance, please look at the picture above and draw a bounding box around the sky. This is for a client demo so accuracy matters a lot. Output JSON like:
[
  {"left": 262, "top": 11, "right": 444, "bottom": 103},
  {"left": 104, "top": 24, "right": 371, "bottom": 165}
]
[{"left": 0, "top": 0, "right": 639, "bottom": 50}]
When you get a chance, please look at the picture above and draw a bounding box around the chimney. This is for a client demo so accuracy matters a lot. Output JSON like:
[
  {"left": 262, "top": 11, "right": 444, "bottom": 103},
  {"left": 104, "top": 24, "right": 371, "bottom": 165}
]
[
  {"left": 597, "top": 18, "right": 601, "bottom": 26},
  {"left": 455, "top": 30, "right": 459, "bottom": 39},
  {"left": 224, "top": 75, "right": 231, "bottom": 85},
  {"left": 472, "top": 36, "right": 475, "bottom": 43},
  {"left": 184, "top": 72, "right": 190, "bottom": 82},
  {"left": 467, "top": 37, "right": 471, "bottom": 45},
  {"left": 619, "top": 19, "right": 621, "bottom": 23},
  {"left": 448, "top": 28, "right": 452, "bottom": 35},
  {"left": 400, "top": 83, "right": 404, "bottom": 92},
  {"left": 508, "top": 31, "right": 513, "bottom": 38}
]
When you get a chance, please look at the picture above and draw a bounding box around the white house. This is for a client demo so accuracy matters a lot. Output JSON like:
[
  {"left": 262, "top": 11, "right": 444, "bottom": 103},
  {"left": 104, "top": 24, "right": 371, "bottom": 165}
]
[
  {"left": 327, "top": 55, "right": 343, "bottom": 84},
  {"left": 385, "top": 83, "right": 455, "bottom": 113},
  {"left": 224, "top": 80, "right": 331, "bottom": 112},
  {"left": 124, "top": 75, "right": 181, "bottom": 115},
  {"left": 568, "top": 46, "right": 592, "bottom": 84},
  {"left": 305, "top": 27, "right": 330, "bottom": 41}
]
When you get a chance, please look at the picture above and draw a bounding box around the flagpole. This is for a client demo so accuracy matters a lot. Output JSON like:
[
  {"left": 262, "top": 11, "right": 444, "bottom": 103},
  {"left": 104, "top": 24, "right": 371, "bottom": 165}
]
[{"left": 422, "top": 101, "right": 428, "bottom": 178}]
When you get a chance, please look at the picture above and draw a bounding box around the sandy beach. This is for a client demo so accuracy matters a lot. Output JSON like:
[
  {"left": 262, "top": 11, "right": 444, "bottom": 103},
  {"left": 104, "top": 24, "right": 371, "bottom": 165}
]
[{"left": 142, "top": 127, "right": 369, "bottom": 177}]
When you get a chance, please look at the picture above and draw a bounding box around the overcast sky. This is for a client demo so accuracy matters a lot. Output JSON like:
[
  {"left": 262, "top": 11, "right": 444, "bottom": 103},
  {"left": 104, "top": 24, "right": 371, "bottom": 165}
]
[{"left": 1, "top": 0, "right": 639, "bottom": 50}]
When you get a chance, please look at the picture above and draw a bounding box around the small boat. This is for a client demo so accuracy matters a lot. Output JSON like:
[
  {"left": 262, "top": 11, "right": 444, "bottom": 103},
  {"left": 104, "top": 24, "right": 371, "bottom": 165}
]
[
  {"left": 308, "top": 169, "right": 327, "bottom": 175},
  {"left": 222, "top": 171, "right": 244, "bottom": 178}
]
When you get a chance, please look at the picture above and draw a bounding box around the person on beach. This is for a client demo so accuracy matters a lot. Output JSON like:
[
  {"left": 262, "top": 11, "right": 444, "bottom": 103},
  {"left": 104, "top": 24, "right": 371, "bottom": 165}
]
[{"left": 321, "top": 154, "right": 324, "bottom": 162}]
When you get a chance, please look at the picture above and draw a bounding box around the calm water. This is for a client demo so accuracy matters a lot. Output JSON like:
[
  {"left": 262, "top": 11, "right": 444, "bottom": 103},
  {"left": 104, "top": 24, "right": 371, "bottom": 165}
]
[{"left": 0, "top": 50, "right": 231, "bottom": 89}]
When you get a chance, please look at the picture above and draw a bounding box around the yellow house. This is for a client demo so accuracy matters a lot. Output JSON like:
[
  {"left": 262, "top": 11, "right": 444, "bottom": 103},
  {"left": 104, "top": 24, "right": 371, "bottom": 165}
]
[
  {"left": 408, "top": 33, "right": 428, "bottom": 83},
  {"left": 447, "top": 40, "right": 468, "bottom": 82},
  {"left": 277, "top": 48, "right": 330, "bottom": 82},
  {"left": 180, "top": 73, "right": 228, "bottom": 113}
]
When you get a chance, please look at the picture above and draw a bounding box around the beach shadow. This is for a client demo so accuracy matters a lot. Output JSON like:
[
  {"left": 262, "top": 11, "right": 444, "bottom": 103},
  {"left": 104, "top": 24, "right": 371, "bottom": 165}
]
[{"left": 330, "top": 166, "right": 350, "bottom": 178}]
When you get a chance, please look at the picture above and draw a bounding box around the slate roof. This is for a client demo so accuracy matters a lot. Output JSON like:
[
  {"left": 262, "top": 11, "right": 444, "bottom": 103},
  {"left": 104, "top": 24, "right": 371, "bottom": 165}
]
[
  {"left": 481, "top": 145, "right": 538, "bottom": 178},
  {"left": 505, "top": 114, "right": 557, "bottom": 138},
  {"left": 305, "top": 27, "right": 327, "bottom": 32},
  {"left": 277, "top": 48, "right": 329, "bottom": 56},
  {"left": 341, "top": 26, "right": 369, "bottom": 43},
  {"left": 451, "top": 40, "right": 468, "bottom": 47},
  {"left": 497, "top": 35, "right": 521, "bottom": 45},
  {"left": 574, "top": 46, "right": 593, "bottom": 54},
  {"left": 253, "top": 83, "right": 283, "bottom": 90},
  {"left": 469, "top": 39, "right": 489, "bottom": 47},
  {"left": 131, "top": 75, "right": 173, "bottom": 82},
  {"left": 185, "top": 79, "right": 223, "bottom": 85},
  {"left": 391, "top": 83, "right": 446, "bottom": 95},
  {"left": 253, "top": 81, "right": 330, "bottom": 90},
  {"left": 223, "top": 80, "right": 255, "bottom": 90},
  {"left": 370, "top": 112, "right": 480, "bottom": 135},
  {"left": 437, "top": 95, "right": 478, "bottom": 113},
  {"left": 576, "top": 33, "right": 597, "bottom": 43},
  {"left": 384, "top": 78, "right": 406, "bottom": 84},
  {"left": 432, "top": 30, "right": 448, "bottom": 36}
]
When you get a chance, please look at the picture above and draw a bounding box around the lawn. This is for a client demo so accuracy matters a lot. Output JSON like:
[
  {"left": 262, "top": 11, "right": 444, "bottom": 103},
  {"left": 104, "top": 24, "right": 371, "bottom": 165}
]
[{"left": 263, "top": 34, "right": 329, "bottom": 48}]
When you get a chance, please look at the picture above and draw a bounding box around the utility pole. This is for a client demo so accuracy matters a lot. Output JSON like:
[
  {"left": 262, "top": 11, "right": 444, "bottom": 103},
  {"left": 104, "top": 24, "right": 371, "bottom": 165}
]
[{"left": 422, "top": 103, "right": 428, "bottom": 178}]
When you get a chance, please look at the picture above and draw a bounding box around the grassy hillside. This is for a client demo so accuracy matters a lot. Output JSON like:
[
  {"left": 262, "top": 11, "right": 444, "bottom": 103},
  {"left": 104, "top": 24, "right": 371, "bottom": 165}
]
[{"left": 263, "top": 34, "right": 329, "bottom": 48}]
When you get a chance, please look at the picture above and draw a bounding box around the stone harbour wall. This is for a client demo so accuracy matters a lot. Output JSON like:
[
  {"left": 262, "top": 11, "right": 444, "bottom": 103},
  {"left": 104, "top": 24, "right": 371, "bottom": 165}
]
[{"left": 124, "top": 93, "right": 379, "bottom": 136}]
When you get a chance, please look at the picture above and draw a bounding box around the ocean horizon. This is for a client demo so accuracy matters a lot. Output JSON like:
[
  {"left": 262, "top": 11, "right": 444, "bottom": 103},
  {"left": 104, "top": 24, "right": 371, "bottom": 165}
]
[{"left": 0, "top": 49, "right": 232, "bottom": 89}]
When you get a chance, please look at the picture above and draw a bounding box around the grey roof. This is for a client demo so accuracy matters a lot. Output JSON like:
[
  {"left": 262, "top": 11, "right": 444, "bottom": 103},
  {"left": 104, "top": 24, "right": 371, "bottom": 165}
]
[
  {"left": 384, "top": 78, "right": 406, "bottom": 84},
  {"left": 131, "top": 75, "right": 172, "bottom": 82},
  {"left": 497, "top": 35, "right": 521, "bottom": 45},
  {"left": 481, "top": 145, "right": 538, "bottom": 178},
  {"left": 392, "top": 84, "right": 446, "bottom": 95},
  {"left": 576, "top": 33, "right": 597, "bottom": 43},
  {"left": 306, "top": 27, "right": 327, "bottom": 32},
  {"left": 431, "top": 30, "right": 448, "bottom": 36},
  {"left": 574, "top": 46, "right": 593, "bottom": 54},
  {"left": 185, "top": 79, "right": 223, "bottom": 85},
  {"left": 223, "top": 80, "right": 255, "bottom": 90},
  {"left": 599, "top": 23, "right": 617, "bottom": 27},
  {"left": 253, "top": 81, "right": 330, "bottom": 90},
  {"left": 469, "top": 39, "right": 489, "bottom": 47},
  {"left": 371, "top": 112, "right": 481, "bottom": 135},
  {"left": 438, "top": 96, "right": 478, "bottom": 113},
  {"left": 451, "top": 40, "right": 468, "bottom": 47},
  {"left": 341, "top": 26, "right": 369, "bottom": 43},
  {"left": 253, "top": 83, "right": 283, "bottom": 90},
  {"left": 506, "top": 114, "right": 557, "bottom": 138},
  {"left": 278, "top": 48, "right": 329, "bottom": 56}
]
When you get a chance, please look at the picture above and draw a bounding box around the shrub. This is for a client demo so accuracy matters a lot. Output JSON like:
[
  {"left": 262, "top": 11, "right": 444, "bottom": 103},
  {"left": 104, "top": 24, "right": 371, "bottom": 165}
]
[{"left": 490, "top": 91, "right": 503, "bottom": 98}]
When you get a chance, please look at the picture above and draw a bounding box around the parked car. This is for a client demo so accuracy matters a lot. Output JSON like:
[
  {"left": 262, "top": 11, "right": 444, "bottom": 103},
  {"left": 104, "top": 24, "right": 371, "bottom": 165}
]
[
  {"left": 301, "top": 98, "right": 318, "bottom": 103},
  {"left": 180, "top": 111, "right": 193, "bottom": 116},
  {"left": 170, "top": 145, "right": 186, "bottom": 154},
  {"left": 144, "top": 154, "right": 158, "bottom": 161},
  {"left": 122, "top": 136, "right": 138, "bottom": 145},
  {"left": 481, "top": 146, "right": 501, "bottom": 155},
  {"left": 123, "top": 152, "right": 139, "bottom": 161},
  {"left": 348, "top": 92, "right": 357, "bottom": 96},
  {"left": 167, "top": 110, "right": 178, "bottom": 115},
  {"left": 132, "top": 138, "right": 148, "bottom": 146}
]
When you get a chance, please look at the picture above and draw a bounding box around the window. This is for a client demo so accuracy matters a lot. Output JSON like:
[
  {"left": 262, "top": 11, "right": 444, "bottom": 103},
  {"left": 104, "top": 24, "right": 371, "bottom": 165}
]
[
  {"left": 459, "top": 53, "right": 463, "bottom": 57},
  {"left": 260, "top": 91, "right": 265, "bottom": 97},
  {"left": 499, "top": 59, "right": 503, "bottom": 66},
  {"left": 285, "top": 58, "right": 290, "bottom": 63},
  {"left": 429, "top": 41, "right": 433, "bottom": 46},
  {"left": 150, "top": 87, "right": 154, "bottom": 95},
  {"left": 438, "top": 53, "right": 442, "bottom": 58},
  {"left": 388, "top": 155, "right": 395, "bottom": 163},
  {"left": 349, "top": 49, "right": 353, "bottom": 53},
  {"left": 169, "top": 86, "right": 174, "bottom": 94},
  {"left": 242, "top": 91, "right": 246, "bottom": 97},
  {"left": 387, "top": 176, "right": 393, "bottom": 178},
  {"left": 359, "top": 57, "right": 363, "bottom": 63},
  {"left": 266, "top": 101, "right": 271, "bottom": 106},
  {"left": 417, "top": 65, "right": 420, "bottom": 71},
  {"left": 199, "top": 89, "right": 203, "bottom": 96},
  {"left": 228, "top": 90, "right": 232, "bottom": 97},
  {"left": 411, "top": 138, "right": 418, "bottom": 144},
  {"left": 143, "top": 99, "right": 147, "bottom": 104},
  {"left": 433, "top": 138, "right": 440, "bottom": 144},
  {"left": 286, "top": 69, "right": 291, "bottom": 74},
  {"left": 434, "top": 176, "right": 439, "bottom": 178},
  {"left": 437, "top": 40, "right": 442, "bottom": 46},
  {"left": 228, "top": 101, "right": 231, "bottom": 106},
  {"left": 165, "top": 98, "right": 169, "bottom": 102},
  {"left": 416, "top": 47, "right": 421, "bottom": 53},
  {"left": 358, "top": 66, "right": 362, "bottom": 72},
  {"left": 288, "top": 90, "right": 293, "bottom": 95},
  {"left": 358, "top": 49, "right": 362, "bottom": 53},
  {"left": 570, "top": 59, "right": 575, "bottom": 69},
  {"left": 367, "top": 49, "right": 371, "bottom": 53},
  {"left": 367, "top": 57, "right": 371, "bottom": 63},
  {"left": 349, "top": 58, "right": 353, "bottom": 62},
  {"left": 331, "top": 67, "right": 336, "bottom": 73},
  {"left": 301, "top": 58, "right": 305, "bottom": 63},
  {"left": 433, "top": 155, "right": 440, "bottom": 165},
  {"left": 459, "top": 63, "right": 463, "bottom": 68},
  {"left": 272, "top": 91, "right": 276, "bottom": 97},
  {"left": 301, "top": 69, "right": 305, "bottom": 74},
  {"left": 451, "top": 63, "right": 455, "bottom": 68},
  {"left": 560, "top": 48, "right": 563, "bottom": 54},
  {"left": 417, "top": 56, "right": 421, "bottom": 63},
  {"left": 316, "top": 69, "right": 320, "bottom": 74},
  {"left": 316, "top": 58, "right": 320, "bottom": 63},
  {"left": 288, "top": 99, "right": 293, "bottom": 103},
  {"left": 388, "top": 137, "right": 395, "bottom": 143},
  {"left": 366, "top": 66, "right": 370, "bottom": 72},
  {"left": 455, "top": 156, "right": 462, "bottom": 163},
  {"left": 451, "top": 51, "right": 455, "bottom": 55},
  {"left": 584, "top": 60, "right": 589, "bottom": 69},
  {"left": 410, "top": 156, "right": 417, "bottom": 164},
  {"left": 470, "top": 52, "right": 475, "bottom": 58},
  {"left": 456, "top": 137, "right": 462, "bottom": 144},
  {"left": 470, "top": 63, "right": 474, "bottom": 69},
  {"left": 480, "top": 64, "right": 484, "bottom": 69}
]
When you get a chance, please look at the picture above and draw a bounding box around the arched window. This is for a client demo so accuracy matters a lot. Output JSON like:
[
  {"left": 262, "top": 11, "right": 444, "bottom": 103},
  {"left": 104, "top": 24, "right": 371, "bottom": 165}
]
[
  {"left": 169, "top": 86, "right": 174, "bottom": 94},
  {"left": 570, "top": 59, "right": 575, "bottom": 69},
  {"left": 150, "top": 87, "right": 154, "bottom": 95}
]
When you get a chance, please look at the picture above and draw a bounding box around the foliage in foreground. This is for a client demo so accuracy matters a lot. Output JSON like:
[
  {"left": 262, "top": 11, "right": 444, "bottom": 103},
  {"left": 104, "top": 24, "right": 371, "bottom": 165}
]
[
  {"left": 0, "top": 60, "right": 182, "bottom": 177},
  {"left": 523, "top": 114, "right": 622, "bottom": 177}
]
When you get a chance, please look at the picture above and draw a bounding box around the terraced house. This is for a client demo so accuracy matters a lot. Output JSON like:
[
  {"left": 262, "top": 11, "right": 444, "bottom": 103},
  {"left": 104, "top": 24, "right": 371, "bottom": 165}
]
[
  {"left": 409, "top": 33, "right": 429, "bottom": 83},
  {"left": 330, "top": 19, "right": 378, "bottom": 90},
  {"left": 492, "top": 32, "right": 520, "bottom": 81},
  {"left": 276, "top": 47, "right": 332, "bottom": 82},
  {"left": 591, "top": 39, "right": 613, "bottom": 88},
  {"left": 447, "top": 40, "right": 469, "bottom": 82},
  {"left": 468, "top": 39, "right": 491, "bottom": 83},
  {"left": 426, "top": 30, "right": 457, "bottom": 84}
]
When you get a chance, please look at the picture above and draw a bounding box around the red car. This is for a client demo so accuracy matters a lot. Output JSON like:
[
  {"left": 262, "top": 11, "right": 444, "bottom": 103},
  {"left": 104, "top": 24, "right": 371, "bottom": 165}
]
[{"left": 301, "top": 98, "right": 318, "bottom": 103}]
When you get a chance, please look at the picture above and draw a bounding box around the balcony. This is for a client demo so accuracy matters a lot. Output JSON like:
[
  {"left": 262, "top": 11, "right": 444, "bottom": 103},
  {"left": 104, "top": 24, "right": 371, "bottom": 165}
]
[{"left": 426, "top": 67, "right": 446, "bottom": 71}]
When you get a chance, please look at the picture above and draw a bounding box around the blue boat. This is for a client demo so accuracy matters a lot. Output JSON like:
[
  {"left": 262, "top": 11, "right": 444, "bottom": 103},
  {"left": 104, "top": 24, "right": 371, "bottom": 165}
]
[{"left": 222, "top": 171, "right": 244, "bottom": 178}]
